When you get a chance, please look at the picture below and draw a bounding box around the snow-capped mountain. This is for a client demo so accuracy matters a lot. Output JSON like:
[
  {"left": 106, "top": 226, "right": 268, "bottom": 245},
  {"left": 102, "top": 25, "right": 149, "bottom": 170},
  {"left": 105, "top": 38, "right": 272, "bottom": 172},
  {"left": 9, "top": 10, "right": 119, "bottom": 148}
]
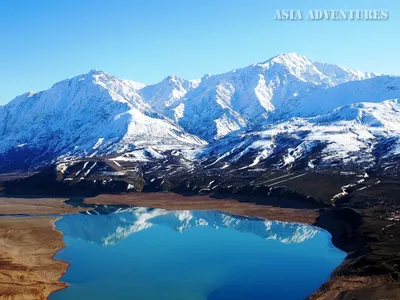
[
  {"left": 284, "top": 75, "right": 400, "bottom": 117},
  {"left": 202, "top": 99, "right": 400, "bottom": 171},
  {"left": 0, "top": 53, "right": 397, "bottom": 175},
  {"left": 139, "top": 53, "right": 378, "bottom": 141},
  {"left": 313, "top": 61, "right": 377, "bottom": 85},
  {"left": 140, "top": 74, "right": 200, "bottom": 115},
  {"left": 0, "top": 70, "right": 205, "bottom": 171}
]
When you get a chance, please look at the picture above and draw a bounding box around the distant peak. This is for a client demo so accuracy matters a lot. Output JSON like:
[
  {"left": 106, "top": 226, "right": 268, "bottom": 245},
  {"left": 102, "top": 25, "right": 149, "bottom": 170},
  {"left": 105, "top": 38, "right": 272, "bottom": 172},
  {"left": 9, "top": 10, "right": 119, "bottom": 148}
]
[
  {"left": 275, "top": 52, "right": 305, "bottom": 58},
  {"left": 87, "top": 69, "right": 108, "bottom": 76},
  {"left": 165, "top": 74, "right": 177, "bottom": 80},
  {"left": 202, "top": 73, "right": 212, "bottom": 80},
  {"left": 270, "top": 53, "right": 310, "bottom": 64},
  {"left": 27, "top": 91, "right": 37, "bottom": 97},
  {"left": 253, "top": 53, "right": 313, "bottom": 70},
  {"left": 163, "top": 74, "right": 186, "bottom": 84},
  {"left": 84, "top": 69, "right": 117, "bottom": 83},
  {"left": 48, "top": 69, "right": 113, "bottom": 90}
]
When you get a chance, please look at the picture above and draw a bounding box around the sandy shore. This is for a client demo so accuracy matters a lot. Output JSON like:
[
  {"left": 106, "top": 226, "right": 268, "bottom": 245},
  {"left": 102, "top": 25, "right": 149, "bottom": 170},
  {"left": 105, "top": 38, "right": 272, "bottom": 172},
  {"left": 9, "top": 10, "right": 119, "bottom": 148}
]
[
  {"left": 0, "top": 197, "right": 82, "bottom": 299},
  {"left": 0, "top": 217, "right": 67, "bottom": 300},
  {"left": 0, "top": 197, "right": 82, "bottom": 215}
]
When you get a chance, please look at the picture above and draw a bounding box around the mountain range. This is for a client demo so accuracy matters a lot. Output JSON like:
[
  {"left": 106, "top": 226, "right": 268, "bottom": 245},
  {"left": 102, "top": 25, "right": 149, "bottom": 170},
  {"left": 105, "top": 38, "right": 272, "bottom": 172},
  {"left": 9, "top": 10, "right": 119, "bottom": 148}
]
[{"left": 1, "top": 53, "right": 399, "bottom": 176}]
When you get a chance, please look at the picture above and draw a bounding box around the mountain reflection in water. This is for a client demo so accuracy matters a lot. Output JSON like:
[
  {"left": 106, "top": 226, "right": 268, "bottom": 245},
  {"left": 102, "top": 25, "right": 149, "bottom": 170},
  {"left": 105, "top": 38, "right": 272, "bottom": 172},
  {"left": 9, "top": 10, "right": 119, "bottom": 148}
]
[{"left": 51, "top": 206, "right": 346, "bottom": 300}]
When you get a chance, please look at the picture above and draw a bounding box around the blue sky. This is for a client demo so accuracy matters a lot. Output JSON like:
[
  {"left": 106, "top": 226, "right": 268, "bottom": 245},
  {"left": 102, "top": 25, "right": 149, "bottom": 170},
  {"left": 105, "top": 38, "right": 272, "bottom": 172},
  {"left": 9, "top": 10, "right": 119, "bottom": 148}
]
[{"left": 0, "top": 0, "right": 399, "bottom": 104}]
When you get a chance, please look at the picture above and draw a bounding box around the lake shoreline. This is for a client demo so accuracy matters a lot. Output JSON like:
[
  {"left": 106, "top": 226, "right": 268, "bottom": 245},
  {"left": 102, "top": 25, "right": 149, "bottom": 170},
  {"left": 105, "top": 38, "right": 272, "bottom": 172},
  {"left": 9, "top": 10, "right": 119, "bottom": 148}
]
[
  {"left": 0, "top": 197, "right": 83, "bottom": 299},
  {"left": 0, "top": 192, "right": 398, "bottom": 299},
  {"left": 0, "top": 216, "right": 69, "bottom": 300},
  {"left": 83, "top": 192, "right": 400, "bottom": 299}
]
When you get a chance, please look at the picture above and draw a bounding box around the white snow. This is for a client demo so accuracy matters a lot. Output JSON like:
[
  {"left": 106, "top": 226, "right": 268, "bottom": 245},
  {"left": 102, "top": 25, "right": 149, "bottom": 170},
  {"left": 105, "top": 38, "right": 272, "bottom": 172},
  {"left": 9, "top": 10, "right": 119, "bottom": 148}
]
[
  {"left": 93, "top": 138, "right": 104, "bottom": 150},
  {"left": 137, "top": 53, "right": 378, "bottom": 141},
  {"left": 205, "top": 98, "right": 400, "bottom": 169},
  {"left": 0, "top": 53, "right": 398, "bottom": 172},
  {"left": 0, "top": 70, "right": 206, "bottom": 164}
]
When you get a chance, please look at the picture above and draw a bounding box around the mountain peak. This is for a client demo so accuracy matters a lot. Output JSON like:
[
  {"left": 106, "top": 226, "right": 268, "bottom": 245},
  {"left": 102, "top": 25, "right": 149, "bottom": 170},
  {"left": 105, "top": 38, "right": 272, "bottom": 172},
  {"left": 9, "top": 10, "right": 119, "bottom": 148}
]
[
  {"left": 88, "top": 68, "right": 103, "bottom": 74},
  {"left": 251, "top": 53, "right": 321, "bottom": 80},
  {"left": 48, "top": 69, "right": 114, "bottom": 92},
  {"left": 272, "top": 52, "right": 308, "bottom": 60},
  {"left": 263, "top": 53, "right": 312, "bottom": 66},
  {"left": 162, "top": 74, "right": 185, "bottom": 84},
  {"left": 87, "top": 69, "right": 111, "bottom": 79},
  {"left": 83, "top": 69, "right": 110, "bottom": 78}
]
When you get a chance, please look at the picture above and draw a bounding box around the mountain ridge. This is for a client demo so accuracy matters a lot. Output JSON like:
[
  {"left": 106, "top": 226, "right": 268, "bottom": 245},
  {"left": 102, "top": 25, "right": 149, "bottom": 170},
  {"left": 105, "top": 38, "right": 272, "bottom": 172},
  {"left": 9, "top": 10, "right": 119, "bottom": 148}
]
[
  {"left": 0, "top": 53, "right": 398, "bottom": 174},
  {"left": 137, "top": 52, "right": 380, "bottom": 141}
]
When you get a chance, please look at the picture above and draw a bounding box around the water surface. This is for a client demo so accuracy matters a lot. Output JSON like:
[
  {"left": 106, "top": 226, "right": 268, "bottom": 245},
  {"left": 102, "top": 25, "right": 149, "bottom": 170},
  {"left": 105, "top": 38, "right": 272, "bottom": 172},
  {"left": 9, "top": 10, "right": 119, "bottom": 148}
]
[{"left": 51, "top": 207, "right": 345, "bottom": 300}]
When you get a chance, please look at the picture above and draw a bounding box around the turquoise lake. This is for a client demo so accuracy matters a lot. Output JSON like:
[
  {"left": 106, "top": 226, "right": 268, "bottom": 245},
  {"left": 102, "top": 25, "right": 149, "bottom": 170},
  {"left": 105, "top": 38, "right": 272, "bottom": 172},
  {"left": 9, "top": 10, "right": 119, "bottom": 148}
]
[{"left": 50, "top": 207, "right": 346, "bottom": 300}]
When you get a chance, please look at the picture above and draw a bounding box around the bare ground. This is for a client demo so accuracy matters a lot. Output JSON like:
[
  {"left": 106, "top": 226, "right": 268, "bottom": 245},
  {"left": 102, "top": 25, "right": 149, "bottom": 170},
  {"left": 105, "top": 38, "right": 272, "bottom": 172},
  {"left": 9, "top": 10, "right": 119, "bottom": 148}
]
[
  {"left": 0, "top": 197, "right": 82, "bottom": 299},
  {"left": 0, "top": 217, "right": 67, "bottom": 300}
]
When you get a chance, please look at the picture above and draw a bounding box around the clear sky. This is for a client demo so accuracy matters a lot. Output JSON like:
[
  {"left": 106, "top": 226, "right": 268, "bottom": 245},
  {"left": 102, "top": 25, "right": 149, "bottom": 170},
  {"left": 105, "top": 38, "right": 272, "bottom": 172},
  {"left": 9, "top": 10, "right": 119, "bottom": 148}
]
[{"left": 1, "top": 0, "right": 399, "bottom": 104}]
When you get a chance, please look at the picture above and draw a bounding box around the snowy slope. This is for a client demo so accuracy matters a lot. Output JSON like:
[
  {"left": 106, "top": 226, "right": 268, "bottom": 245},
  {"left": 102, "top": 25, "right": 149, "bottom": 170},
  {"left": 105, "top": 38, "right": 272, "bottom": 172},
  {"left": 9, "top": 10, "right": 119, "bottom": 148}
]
[
  {"left": 313, "top": 61, "right": 377, "bottom": 85},
  {"left": 0, "top": 70, "right": 205, "bottom": 171},
  {"left": 202, "top": 99, "right": 400, "bottom": 170},
  {"left": 141, "top": 53, "right": 377, "bottom": 141},
  {"left": 140, "top": 74, "right": 200, "bottom": 115},
  {"left": 0, "top": 53, "right": 396, "bottom": 173},
  {"left": 283, "top": 75, "right": 400, "bottom": 118}
]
